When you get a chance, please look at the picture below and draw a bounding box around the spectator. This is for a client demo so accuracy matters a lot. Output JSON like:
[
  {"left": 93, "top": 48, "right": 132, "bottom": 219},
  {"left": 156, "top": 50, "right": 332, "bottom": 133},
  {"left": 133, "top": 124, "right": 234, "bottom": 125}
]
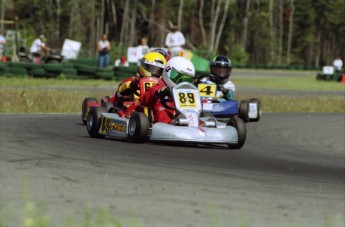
[
  {"left": 30, "top": 34, "right": 50, "bottom": 63},
  {"left": 165, "top": 23, "right": 185, "bottom": 57},
  {"left": 333, "top": 56, "right": 343, "bottom": 72},
  {"left": 114, "top": 55, "right": 129, "bottom": 67},
  {"left": 97, "top": 34, "right": 111, "bottom": 68},
  {"left": 0, "top": 30, "right": 6, "bottom": 61},
  {"left": 136, "top": 37, "right": 149, "bottom": 65}
]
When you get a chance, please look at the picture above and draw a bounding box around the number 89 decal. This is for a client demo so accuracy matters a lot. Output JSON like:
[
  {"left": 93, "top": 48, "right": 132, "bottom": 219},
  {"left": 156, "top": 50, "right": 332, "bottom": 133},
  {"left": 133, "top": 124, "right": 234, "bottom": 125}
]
[{"left": 177, "top": 91, "right": 197, "bottom": 108}]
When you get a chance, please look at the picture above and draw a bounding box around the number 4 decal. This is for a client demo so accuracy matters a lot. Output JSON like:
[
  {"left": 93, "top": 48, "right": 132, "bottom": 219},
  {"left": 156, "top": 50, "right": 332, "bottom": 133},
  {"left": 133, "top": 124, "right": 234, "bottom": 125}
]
[{"left": 197, "top": 84, "right": 216, "bottom": 97}]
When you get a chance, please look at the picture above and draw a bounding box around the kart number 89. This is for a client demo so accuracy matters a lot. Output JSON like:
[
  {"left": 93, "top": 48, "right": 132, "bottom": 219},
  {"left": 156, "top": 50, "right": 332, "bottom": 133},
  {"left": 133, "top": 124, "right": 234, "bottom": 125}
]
[{"left": 177, "top": 92, "right": 196, "bottom": 108}]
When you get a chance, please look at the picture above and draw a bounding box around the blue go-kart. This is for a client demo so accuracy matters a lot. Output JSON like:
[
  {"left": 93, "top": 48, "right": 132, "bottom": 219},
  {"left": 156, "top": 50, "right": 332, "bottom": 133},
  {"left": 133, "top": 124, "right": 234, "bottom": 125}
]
[{"left": 195, "top": 74, "right": 261, "bottom": 123}]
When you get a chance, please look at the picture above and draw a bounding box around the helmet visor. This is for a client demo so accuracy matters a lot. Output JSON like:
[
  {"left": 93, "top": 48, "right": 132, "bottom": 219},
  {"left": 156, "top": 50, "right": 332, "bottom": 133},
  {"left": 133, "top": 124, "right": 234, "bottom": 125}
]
[
  {"left": 170, "top": 68, "right": 193, "bottom": 84},
  {"left": 143, "top": 62, "right": 164, "bottom": 77},
  {"left": 211, "top": 66, "right": 231, "bottom": 78}
]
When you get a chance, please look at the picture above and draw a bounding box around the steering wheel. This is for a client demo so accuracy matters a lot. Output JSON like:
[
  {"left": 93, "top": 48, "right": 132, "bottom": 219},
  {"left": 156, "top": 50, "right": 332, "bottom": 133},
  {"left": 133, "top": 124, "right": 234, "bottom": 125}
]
[
  {"left": 194, "top": 73, "right": 222, "bottom": 91},
  {"left": 130, "top": 80, "right": 141, "bottom": 97},
  {"left": 159, "top": 88, "right": 175, "bottom": 110},
  {"left": 194, "top": 74, "right": 222, "bottom": 90}
]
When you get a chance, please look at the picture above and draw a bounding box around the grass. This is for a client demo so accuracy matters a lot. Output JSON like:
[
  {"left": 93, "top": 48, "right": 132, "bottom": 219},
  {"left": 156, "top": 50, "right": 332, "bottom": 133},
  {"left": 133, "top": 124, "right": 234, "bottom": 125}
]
[
  {"left": 0, "top": 180, "right": 128, "bottom": 227},
  {"left": 1, "top": 196, "right": 343, "bottom": 227},
  {"left": 234, "top": 75, "right": 344, "bottom": 91},
  {"left": 0, "top": 75, "right": 344, "bottom": 113}
]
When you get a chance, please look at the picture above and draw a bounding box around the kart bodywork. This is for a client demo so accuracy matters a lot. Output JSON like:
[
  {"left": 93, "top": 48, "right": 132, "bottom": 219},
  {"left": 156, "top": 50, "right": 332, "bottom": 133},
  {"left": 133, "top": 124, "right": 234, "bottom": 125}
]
[
  {"left": 195, "top": 74, "right": 261, "bottom": 123},
  {"left": 86, "top": 82, "right": 246, "bottom": 149},
  {"left": 81, "top": 77, "right": 159, "bottom": 124}
]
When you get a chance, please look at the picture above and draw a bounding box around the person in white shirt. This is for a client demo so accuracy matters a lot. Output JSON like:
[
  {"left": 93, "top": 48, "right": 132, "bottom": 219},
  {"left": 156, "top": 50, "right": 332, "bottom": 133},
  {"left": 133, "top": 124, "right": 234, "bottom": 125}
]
[
  {"left": 165, "top": 24, "right": 185, "bottom": 57},
  {"left": 136, "top": 37, "right": 149, "bottom": 66},
  {"left": 30, "top": 34, "right": 50, "bottom": 63},
  {"left": 0, "top": 30, "right": 6, "bottom": 60},
  {"left": 333, "top": 56, "right": 343, "bottom": 72},
  {"left": 97, "top": 34, "right": 111, "bottom": 68}
]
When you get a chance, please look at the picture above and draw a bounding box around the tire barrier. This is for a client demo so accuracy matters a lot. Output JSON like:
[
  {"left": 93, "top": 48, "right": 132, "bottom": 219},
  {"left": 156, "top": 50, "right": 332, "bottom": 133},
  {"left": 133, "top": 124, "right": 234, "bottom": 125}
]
[
  {"left": 316, "top": 72, "right": 344, "bottom": 83},
  {"left": 0, "top": 60, "right": 119, "bottom": 80}
]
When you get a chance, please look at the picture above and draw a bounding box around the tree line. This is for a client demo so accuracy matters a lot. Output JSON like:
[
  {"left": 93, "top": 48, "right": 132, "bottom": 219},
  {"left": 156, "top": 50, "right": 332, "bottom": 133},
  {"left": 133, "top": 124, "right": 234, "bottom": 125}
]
[{"left": 2, "top": 0, "right": 344, "bottom": 66}]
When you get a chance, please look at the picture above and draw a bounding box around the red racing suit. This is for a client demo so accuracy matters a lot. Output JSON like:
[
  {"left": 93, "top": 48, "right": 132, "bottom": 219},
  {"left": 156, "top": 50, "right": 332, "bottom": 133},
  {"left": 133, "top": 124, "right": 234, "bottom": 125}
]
[
  {"left": 101, "top": 75, "right": 137, "bottom": 104},
  {"left": 113, "top": 74, "right": 142, "bottom": 106},
  {"left": 139, "top": 78, "right": 175, "bottom": 124}
]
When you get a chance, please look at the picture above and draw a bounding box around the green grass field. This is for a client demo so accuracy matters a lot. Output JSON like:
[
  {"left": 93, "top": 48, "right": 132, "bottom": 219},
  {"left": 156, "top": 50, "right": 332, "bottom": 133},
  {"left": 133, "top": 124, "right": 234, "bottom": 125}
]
[{"left": 0, "top": 74, "right": 344, "bottom": 113}]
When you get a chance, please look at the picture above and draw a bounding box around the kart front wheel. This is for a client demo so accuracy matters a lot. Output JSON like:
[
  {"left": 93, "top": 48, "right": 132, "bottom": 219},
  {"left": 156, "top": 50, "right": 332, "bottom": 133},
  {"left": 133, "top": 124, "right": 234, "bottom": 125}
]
[
  {"left": 87, "top": 106, "right": 107, "bottom": 138},
  {"left": 128, "top": 112, "right": 150, "bottom": 143},
  {"left": 82, "top": 97, "right": 98, "bottom": 125},
  {"left": 227, "top": 116, "right": 246, "bottom": 149}
]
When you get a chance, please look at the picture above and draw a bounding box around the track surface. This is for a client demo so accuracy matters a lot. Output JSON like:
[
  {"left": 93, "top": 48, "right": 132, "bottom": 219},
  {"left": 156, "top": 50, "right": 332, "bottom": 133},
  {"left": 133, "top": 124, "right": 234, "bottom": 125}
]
[{"left": 0, "top": 113, "right": 344, "bottom": 226}]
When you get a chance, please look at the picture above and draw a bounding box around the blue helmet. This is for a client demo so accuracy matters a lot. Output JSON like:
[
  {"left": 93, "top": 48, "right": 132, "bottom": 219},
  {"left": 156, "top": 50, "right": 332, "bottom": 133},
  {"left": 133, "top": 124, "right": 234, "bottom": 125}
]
[{"left": 210, "top": 55, "right": 232, "bottom": 84}]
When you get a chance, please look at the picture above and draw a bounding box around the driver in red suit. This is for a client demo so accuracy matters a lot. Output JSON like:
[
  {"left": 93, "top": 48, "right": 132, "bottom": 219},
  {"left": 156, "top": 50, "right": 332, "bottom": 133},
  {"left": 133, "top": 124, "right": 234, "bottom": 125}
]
[
  {"left": 103, "top": 50, "right": 169, "bottom": 106},
  {"left": 139, "top": 56, "right": 195, "bottom": 124},
  {"left": 112, "top": 52, "right": 166, "bottom": 107}
]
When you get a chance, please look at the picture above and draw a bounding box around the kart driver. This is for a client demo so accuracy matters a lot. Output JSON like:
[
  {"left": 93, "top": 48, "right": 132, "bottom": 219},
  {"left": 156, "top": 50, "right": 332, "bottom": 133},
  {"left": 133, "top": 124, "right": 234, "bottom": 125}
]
[
  {"left": 139, "top": 56, "right": 195, "bottom": 124},
  {"left": 109, "top": 52, "right": 166, "bottom": 109},
  {"left": 30, "top": 34, "right": 51, "bottom": 63},
  {"left": 195, "top": 55, "right": 235, "bottom": 100},
  {"left": 151, "top": 48, "right": 171, "bottom": 61}
]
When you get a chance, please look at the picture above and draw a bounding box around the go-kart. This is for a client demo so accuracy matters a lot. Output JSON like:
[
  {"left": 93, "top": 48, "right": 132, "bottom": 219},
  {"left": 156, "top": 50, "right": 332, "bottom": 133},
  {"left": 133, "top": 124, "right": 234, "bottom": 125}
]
[
  {"left": 86, "top": 81, "right": 247, "bottom": 149},
  {"left": 195, "top": 74, "right": 261, "bottom": 123},
  {"left": 18, "top": 46, "right": 63, "bottom": 64},
  {"left": 81, "top": 77, "right": 159, "bottom": 124}
]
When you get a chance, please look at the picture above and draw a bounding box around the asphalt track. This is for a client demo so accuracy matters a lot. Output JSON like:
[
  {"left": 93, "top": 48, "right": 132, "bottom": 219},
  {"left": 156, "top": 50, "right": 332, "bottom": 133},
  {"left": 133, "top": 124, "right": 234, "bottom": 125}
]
[{"left": 0, "top": 113, "right": 344, "bottom": 227}]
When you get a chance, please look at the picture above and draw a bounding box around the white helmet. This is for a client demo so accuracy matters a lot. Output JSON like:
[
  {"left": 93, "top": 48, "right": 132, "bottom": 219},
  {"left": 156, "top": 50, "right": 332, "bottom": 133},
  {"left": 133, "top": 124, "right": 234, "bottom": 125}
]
[{"left": 162, "top": 56, "right": 195, "bottom": 88}]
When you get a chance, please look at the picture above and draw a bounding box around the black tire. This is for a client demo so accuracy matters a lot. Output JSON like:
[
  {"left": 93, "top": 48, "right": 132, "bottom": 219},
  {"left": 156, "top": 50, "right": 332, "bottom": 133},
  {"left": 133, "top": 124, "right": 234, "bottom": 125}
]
[
  {"left": 227, "top": 116, "right": 246, "bottom": 149},
  {"left": 86, "top": 106, "right": 107, "bottom": 138},
  {"left": 101, "top": 101, "right": 114, "bottom": 113},
  {"left": 128, "top": 112, "right": 150, "bottom": 143},
  {"left": 248, "top": 98, "right": 261, "bottom": 122},
  {"left": 82, "top": 97, "right": 98, "bottom": 124},
  {"left": 239, "top": 100, "right": 249, "bottom": 123}
]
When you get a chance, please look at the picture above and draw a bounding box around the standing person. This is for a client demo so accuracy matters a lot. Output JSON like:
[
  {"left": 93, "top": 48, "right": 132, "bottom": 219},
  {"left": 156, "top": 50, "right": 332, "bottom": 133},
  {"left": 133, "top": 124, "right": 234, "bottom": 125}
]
[
  {"left": 0, "top": 30, "right": 6, "bottom": 61},
  {"left": 30, "top": 34, "right": 50, "bottom": 63},
  {"left": 136, "top": 37, "right": 149, "bottom": 65},
  {"left": 165, "top": 23, "right": 185, "bottom": 57},
  {"left": 97, "top": 34, "right": 111, "bottom": 68},
  {"left": 333, "top": 56, "right": 343, "bottom": 72}
]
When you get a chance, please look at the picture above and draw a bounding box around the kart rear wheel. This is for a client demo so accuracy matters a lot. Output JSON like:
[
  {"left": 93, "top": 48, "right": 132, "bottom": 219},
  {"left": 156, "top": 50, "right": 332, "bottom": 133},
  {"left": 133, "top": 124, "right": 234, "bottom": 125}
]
[
  {"left": 87, "top": 106, "right": 107, "bottom": 138},
  {"left": 249, "top": 98, "right": 261, "bottom": 122},
  {"left": 239, "top": 100, "right": 249, "bottom": 123},
  {"left": 82, "top": 97, "right": 98, "bottom": 124},
  {"left": 128, "top": 112, "right": 150, "bottom": 143},
  {"left": 227, "top": 116, "right": 246, "bottom": 149}
]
